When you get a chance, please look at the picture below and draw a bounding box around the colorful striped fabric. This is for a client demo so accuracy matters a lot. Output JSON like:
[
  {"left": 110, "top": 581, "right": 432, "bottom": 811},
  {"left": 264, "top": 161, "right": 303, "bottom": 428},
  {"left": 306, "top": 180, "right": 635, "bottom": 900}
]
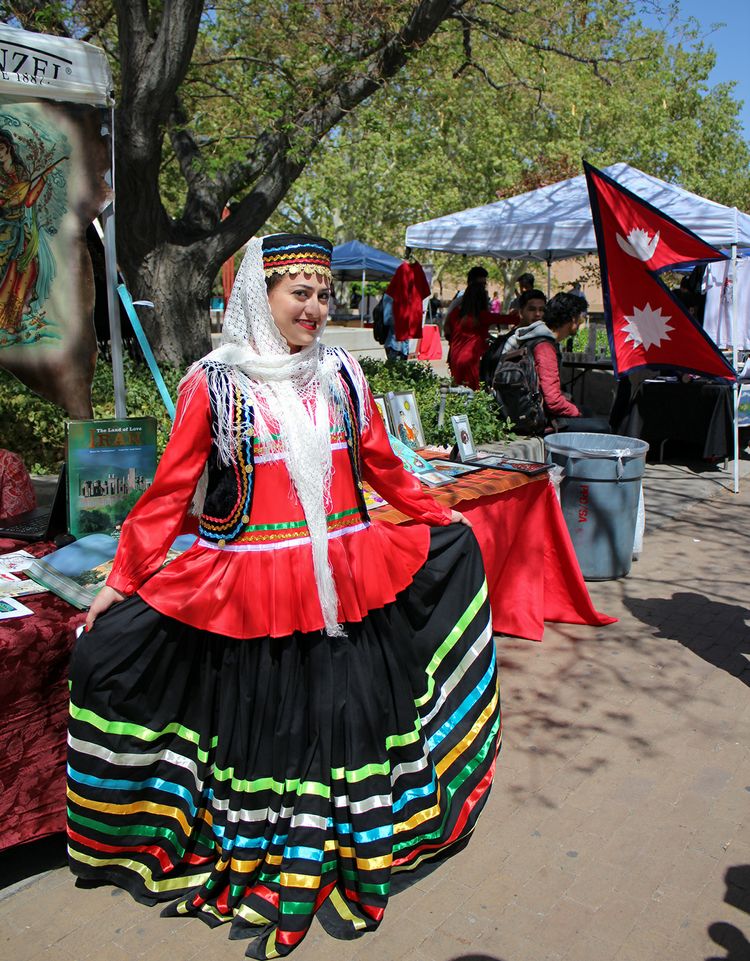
[
  {"left": 67, "top": 525, "right": 501, "bottom": 958},
  {"left": 371, "top": 464, "right": 538, "bottom": 524}
]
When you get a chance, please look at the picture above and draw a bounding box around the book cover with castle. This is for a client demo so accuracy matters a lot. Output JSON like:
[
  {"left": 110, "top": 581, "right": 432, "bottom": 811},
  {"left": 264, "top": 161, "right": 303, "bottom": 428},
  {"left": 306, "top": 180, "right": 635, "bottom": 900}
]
[{"left": 66, "top": 417, "right": 158, "bottom": 539}]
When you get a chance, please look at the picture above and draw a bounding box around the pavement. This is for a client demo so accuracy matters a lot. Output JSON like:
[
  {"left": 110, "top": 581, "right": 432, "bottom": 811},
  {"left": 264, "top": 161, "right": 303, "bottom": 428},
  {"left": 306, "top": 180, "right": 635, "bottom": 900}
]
[{"left": 3, "top": 426, "right": 750, "bottom": 961}]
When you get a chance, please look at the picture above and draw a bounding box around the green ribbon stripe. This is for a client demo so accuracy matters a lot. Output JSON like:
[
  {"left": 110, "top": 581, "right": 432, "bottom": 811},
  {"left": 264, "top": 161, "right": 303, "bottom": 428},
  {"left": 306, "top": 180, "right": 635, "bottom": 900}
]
[
  {"left": 414, "top": 581, "right": 489, "bottom": 708},
  {"left": 67, "top": 807, "right": 214, "bottom": 857},
  {"left": 392, "top": 712, "right": 500, "bottom": 855},
  {"left": 70, "top": 703, "right": 217, "bottom": 762},
  {"left": 243, "top": 507, "right": 360, "bottom": 533}
]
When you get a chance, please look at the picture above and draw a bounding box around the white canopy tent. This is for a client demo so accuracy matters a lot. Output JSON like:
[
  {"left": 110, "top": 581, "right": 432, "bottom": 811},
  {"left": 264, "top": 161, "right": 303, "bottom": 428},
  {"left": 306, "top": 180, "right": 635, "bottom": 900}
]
[
  {"left": 405, "top": 162, "right": 750, "bottom": 262},
  {"left": 406, "top": 162, "right": 750, "bottom": 492}
]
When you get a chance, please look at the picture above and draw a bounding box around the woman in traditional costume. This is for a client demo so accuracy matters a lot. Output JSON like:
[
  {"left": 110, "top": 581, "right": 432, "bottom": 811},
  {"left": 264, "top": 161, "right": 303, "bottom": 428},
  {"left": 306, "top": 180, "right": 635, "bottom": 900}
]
[{"left": 67, "top": 235, "right": 501, "bottom": 959}]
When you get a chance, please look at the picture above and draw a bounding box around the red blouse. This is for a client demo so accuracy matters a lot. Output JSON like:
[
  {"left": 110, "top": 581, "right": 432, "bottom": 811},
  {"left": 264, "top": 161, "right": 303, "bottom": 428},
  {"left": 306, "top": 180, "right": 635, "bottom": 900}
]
[
  {"left": 106, "top": 374, "right": 452, "bottom": 639},
  {"left": 447, "top": 308, "right": 496, "bottom": 390}
]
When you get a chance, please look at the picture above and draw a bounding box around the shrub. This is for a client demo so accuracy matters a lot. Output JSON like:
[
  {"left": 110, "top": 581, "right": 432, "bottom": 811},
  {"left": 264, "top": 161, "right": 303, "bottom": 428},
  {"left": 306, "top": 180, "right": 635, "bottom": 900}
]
[
  {"left": 359, "top": 357, "right": 514, "bottom": 448},
  {"left": 0, "top": 358, "right": 185, "bottom": 474}
]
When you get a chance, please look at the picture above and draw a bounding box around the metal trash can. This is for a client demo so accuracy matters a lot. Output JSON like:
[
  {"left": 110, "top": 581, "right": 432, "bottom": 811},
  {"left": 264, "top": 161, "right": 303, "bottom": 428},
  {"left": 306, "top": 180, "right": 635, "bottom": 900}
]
[{"left": 545, "top": 432, "right": 649, "bottom": 580}]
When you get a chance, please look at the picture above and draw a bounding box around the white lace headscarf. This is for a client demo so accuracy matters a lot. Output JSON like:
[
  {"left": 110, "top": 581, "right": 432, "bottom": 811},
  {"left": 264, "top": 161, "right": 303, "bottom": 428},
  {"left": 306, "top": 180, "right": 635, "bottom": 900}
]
[{"left": 183, "top": 237, "right": 369, "bottom": 637}]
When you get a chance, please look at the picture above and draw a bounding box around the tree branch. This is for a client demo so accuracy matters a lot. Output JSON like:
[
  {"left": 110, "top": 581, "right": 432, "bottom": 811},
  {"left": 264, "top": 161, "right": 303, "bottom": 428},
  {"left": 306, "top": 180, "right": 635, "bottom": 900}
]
[
  {"left": 167, "top": 96, "right": 225, "bottom": 231},
  {"left": 450, "top": 10, "right": 646, "bottom": 82},
  {"left": 213, "top": 0, "right": 468, "bottom": 220}
]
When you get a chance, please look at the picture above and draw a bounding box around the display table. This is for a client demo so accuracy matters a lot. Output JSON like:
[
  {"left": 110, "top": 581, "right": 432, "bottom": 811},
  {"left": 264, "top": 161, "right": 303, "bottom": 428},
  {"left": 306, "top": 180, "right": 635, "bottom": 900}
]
[
  {"left": 615, "top": 378, "right": 733, "bottom": 460},
  {"left": 561, "top": 357, "right": 613, "bottom": 408},
  {"left": 1, "top": 473, "right": 613, "bottom": 850},
  {"left": 371, "top": 469, "right": 615, "bottom": 642},
  {"left": 416, "top": 324, "right": 442, "bottom": 360},
  {"left": 0, "top": 538, "right": 84, "bottom": 851}
]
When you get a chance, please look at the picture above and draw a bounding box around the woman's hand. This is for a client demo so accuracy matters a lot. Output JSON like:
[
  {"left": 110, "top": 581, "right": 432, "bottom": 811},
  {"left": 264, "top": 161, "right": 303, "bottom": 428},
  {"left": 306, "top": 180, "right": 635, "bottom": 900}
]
[
  {"left": 450, "top": 509, "right": 472, "bottom": 527},
  {"left": 85, "top": 585, "right": 127, "bottom": 632}
]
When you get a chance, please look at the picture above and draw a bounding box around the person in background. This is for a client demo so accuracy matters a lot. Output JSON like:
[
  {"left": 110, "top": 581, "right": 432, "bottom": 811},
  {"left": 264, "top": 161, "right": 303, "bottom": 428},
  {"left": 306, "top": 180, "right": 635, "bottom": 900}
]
[
  {"left": 514, "top": 287, "right": 547, "bottom": 329},
  {"left": 445, "top": 280, "right": 499, "bottom": 389},
  {"left": 0, "top": 449, "right": 36, "bottom": 518},
  {"left": 443, "top": 264, "right": 489, "bottom": 321},
  {"left": 509, "top": 272, "right": 535, "bottom": 312},
  {"left": 490, "top": 290, "right": 502, "bottom": 314},
  {"left": 382, "top": 291, "right": 408, "bottom": 361},
  {"left": 502, "top": 291, "right": 609, "bottom": 432}
]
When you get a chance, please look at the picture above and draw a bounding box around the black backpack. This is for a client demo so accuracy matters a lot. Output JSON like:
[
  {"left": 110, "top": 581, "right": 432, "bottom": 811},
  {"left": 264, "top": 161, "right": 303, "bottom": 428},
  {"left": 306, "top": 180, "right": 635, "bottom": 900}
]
[
  {"left": 372, "top": 299, "right": 387, "bottom": 344},
  {"left": 490, "top": 336, "right": 547, "bottom": 435},
  {"left": 479, "top": 332, "right": 509, "bottom": 388}
]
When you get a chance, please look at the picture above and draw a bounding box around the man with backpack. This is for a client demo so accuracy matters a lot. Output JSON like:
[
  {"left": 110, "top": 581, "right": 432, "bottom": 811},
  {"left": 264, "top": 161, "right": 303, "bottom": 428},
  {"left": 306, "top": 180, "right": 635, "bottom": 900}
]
[{"left": 492, "top": 291, "right": 609, "bottom": 434}]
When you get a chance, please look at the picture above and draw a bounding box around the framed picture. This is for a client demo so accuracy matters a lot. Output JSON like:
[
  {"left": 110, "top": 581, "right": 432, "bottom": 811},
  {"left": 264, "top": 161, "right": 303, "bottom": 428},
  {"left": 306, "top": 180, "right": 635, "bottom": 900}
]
[
  {"left": 372, "top": 394, "right": 394, "bottom": 433},
  {"left": 472, "top": 455, "right": 552, "bottom": 475},
  {"left": 430, "top": 459, "right": 482, "bottom": 477},
  {"left": 417, "top": 468, "right": 453, "bottom": 488},
  {"left": 451, "top": 414, "right": 476, "bottom": 462},
  {"left": 387, "top": 391, "right": 425, "bottom": 449}
]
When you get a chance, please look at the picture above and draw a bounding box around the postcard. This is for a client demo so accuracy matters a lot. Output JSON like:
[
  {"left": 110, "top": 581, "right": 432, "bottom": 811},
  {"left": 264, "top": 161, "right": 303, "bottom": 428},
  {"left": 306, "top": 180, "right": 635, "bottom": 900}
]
[
  {"left": 362, "top": 484, "right": 388, "bottom": 511},
  {"left": 0, "top": 596, "right": 33, "bottom": 620},
  {"left": 0, "top": 550, "right": 36, "bottom": 575}
]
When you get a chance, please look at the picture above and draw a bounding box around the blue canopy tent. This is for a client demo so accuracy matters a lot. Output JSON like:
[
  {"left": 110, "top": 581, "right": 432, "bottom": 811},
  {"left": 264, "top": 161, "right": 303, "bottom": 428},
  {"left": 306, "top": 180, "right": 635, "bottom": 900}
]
[{"left": 330, "top": 240, "right": 402, "bottom": 324}]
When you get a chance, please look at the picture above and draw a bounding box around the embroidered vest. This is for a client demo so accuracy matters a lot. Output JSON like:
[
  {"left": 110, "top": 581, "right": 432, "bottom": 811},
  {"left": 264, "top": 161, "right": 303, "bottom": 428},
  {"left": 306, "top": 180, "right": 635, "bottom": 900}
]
[{"left": 197, "top": 365, "right": 369, "bottom": 546}]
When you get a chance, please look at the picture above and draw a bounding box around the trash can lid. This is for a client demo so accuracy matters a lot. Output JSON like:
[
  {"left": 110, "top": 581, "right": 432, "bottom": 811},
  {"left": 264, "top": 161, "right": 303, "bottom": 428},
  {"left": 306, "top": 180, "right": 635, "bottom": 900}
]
[{"left": 544, "top": 432, "right": 649, "bottom": 459}]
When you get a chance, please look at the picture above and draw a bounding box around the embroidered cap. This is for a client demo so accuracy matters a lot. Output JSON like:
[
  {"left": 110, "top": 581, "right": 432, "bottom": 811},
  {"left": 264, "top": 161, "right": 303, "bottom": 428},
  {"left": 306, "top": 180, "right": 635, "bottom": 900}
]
[{"left": 261, "top": 233, "right": 333, "bottom": 281}]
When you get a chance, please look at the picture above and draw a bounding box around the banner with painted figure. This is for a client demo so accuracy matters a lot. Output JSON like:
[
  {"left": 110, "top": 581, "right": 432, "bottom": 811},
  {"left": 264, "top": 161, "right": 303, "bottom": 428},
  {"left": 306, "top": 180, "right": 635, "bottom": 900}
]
[{"left": 0, "top": 26, "right": 112, "bottom": 418}]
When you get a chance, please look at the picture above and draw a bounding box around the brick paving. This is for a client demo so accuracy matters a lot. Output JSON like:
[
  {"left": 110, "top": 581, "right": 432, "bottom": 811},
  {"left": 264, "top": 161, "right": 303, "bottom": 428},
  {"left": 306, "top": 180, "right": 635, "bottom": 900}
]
[{"left": 2, "top": 466, "right": 750, "bottom": 961}]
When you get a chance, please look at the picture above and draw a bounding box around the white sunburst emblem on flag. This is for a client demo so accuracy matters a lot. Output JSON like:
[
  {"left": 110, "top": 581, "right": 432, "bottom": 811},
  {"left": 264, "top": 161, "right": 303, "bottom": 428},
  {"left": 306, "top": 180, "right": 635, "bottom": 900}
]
[{"left": 622, "top": 303, "right": 674, "bottom": 350}]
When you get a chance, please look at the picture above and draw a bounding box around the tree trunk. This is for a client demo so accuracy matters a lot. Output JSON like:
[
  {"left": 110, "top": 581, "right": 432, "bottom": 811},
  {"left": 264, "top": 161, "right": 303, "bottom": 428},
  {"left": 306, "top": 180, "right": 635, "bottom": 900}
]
[{"left": 126, "top": 244, "right": 213, "bottom": 368}]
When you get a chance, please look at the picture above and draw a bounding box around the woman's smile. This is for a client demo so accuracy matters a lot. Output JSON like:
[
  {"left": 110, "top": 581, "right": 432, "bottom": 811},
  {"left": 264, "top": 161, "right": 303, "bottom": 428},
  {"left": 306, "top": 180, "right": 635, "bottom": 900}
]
[{"left": 267, "top": 273, "right": 330, "bottom": 351}]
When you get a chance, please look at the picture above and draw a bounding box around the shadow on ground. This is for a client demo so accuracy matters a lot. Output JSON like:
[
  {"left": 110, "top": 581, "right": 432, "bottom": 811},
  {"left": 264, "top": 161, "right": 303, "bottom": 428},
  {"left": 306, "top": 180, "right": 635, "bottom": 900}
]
[
  {"left": 0, "top": 832, "right": 67, "bottom": 894},
  {"left": 705, "top": 864, "right": 750, "bottom": 961},
  {"left": 624, "top": 592, "right": 750, "bottom": 687},
  {"left": 449, "top": 955, "right": 505, "bottom": 961}
]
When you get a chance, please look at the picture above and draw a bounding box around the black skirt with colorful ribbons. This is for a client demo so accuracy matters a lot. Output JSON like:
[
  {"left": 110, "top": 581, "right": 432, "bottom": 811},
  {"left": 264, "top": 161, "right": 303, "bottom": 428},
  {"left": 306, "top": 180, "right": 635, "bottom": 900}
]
[{"left": 66, "top": 525, "right": 502, "bottom": 959}]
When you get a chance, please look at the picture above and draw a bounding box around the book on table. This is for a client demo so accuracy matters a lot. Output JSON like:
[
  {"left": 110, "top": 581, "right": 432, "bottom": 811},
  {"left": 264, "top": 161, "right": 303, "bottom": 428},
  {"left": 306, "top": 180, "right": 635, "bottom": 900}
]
[
  {"left": 26, "top": 532, "right": 196, "bottom": 610},
  {"left": 66, "top": 417, "right": 158, "bottom": 539}
]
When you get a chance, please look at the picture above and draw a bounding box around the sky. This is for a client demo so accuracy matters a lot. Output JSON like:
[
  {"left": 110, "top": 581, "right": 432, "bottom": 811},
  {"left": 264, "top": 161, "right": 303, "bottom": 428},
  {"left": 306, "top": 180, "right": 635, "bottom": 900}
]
[{"left": 640, "top": 1, "right": 749, "bottom": 140}]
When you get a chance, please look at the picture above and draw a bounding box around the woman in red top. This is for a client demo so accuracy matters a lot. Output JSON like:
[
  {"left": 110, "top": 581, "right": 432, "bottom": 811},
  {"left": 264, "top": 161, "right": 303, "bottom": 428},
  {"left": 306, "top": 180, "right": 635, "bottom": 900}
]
[
  {"left": 445, "top": 282, "right": 498, "bottom": 389},
  {"left": 67, "top": 234, "right": 502, "bottom": 960}
]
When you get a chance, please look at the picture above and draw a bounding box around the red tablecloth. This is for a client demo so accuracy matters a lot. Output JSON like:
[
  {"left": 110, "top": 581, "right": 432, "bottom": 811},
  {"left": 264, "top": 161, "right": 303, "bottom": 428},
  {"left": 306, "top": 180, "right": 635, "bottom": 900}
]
[
  {"left": 372, "top": 472, "right": 615, "bottom": 642},
  {"left": 416, "top": 324, "right": 442, "bottom": 360},
  {"left": 0, "top": 538, "right": 84, "bottom": 851}
]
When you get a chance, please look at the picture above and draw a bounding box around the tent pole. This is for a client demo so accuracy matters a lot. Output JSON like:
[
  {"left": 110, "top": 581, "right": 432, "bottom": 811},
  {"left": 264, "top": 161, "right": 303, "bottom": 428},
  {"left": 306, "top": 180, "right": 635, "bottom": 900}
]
[
  {"left": 360, "top": 268, "right": 366, "bottom": 327},
  {"left": 731, "top": 242, "right": 739, "bottom": 494},
  {"left": 102, "top": 195, "right": 126, "bottom": 416},
  {"left": 546, "top": 255, "right": 552, "bottom": 298},
  {"left": 102, "top": 105, "right": 126, "bottom": 418}
]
